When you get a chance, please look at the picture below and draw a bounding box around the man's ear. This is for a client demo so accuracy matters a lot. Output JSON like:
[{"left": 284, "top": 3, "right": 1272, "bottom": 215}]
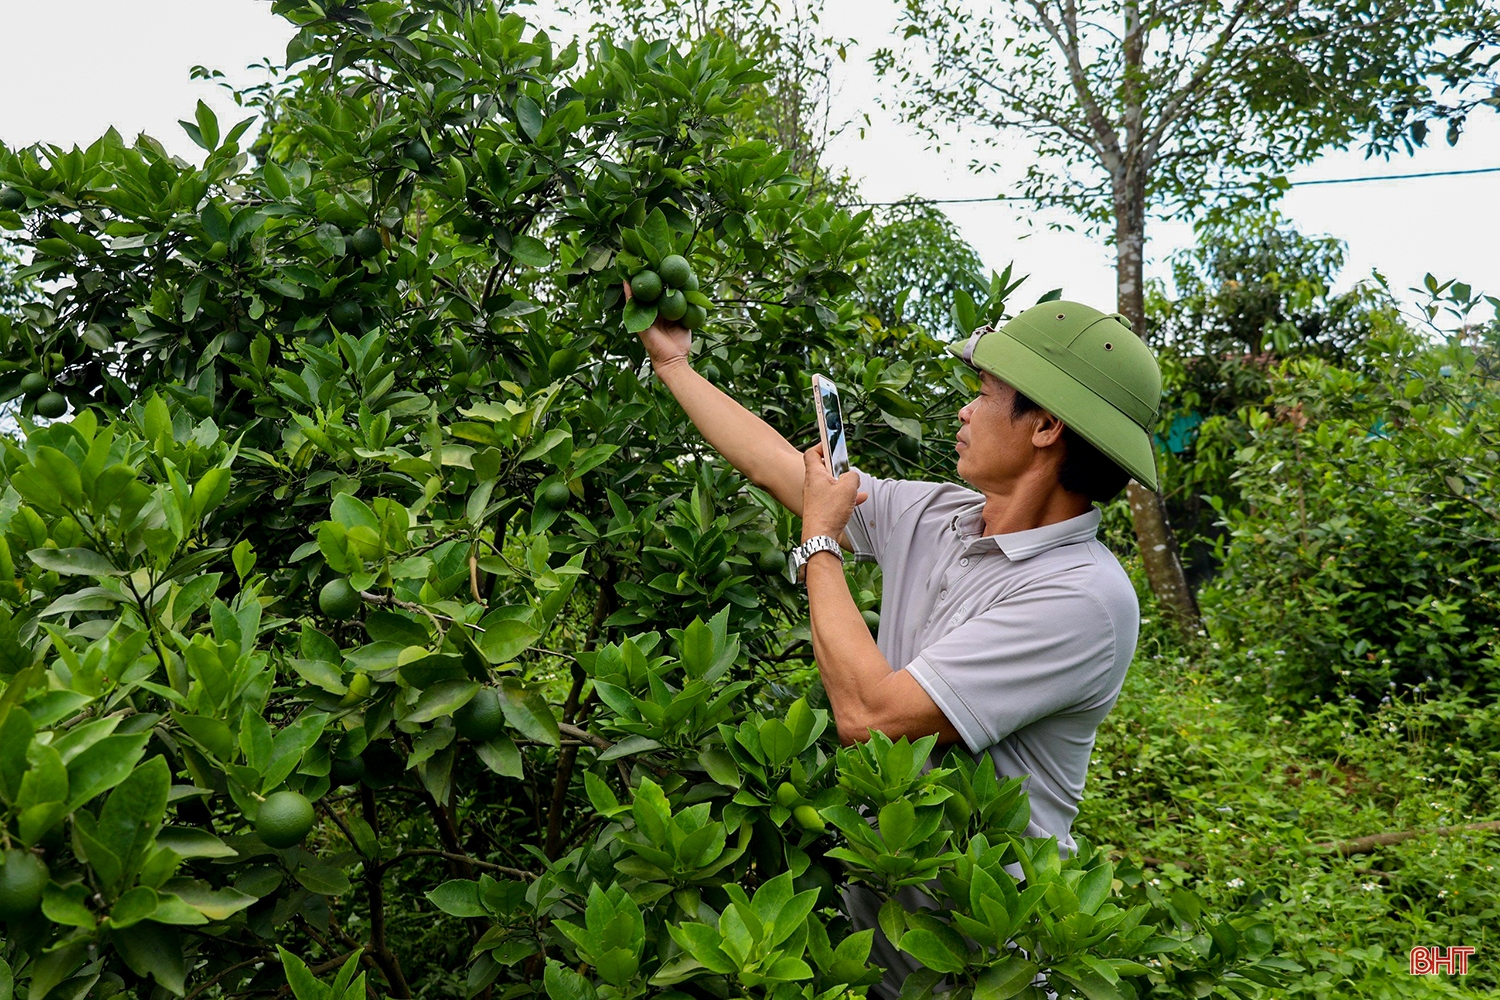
[{"left": 1031, "top": 410, "right": 1067, "bottom": 448}]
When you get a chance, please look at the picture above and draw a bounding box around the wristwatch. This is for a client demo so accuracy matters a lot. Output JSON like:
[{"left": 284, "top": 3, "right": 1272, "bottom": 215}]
[{"left": 787, "top": 535, "right": 844, "bottom": 584}]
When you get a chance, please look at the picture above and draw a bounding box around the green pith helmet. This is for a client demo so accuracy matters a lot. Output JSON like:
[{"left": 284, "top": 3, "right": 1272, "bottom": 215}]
[{"left": 947, "top": 301, "right": 1163, "bottom": 491}]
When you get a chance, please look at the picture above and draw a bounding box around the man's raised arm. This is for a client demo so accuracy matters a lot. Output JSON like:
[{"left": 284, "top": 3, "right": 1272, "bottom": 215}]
[{"left": 632, "top": 286, "right": 808, "bottom": 518}]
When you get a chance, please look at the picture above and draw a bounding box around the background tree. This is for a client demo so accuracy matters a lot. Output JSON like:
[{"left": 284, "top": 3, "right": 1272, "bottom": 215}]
[
  {"left": 871, "top": 0, "right": 1500, "bottom": 639},
  {"left": 1145, "top": 213, "right": 1401, "bottom": 588}
]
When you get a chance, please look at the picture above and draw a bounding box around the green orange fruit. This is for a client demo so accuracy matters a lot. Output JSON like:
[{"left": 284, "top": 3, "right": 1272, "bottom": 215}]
[
  {"left": 0, "top": 850, "right": 48, "bottom": 920},
  {"left": 256, "top": 791, "right": 315, "bottom": 849},
  {"left": 19, "top": 372, "right": 47, "bottom": 396},
  {"left": 319, "top": 578, "right": 361, "bottom": 620},
  {"left": 792, "top": 805, "right": 826, "bottom": 833},
  {"left": 776, "top": 781, "right": 799, "bottom": 808},
  {"left": 0, "top": 187, "right": 25, "bottom": 210},
  {"left": 630, "top": 270, "right": 663, "bottom": 303},
  {"left": 339, "top": 671, "right": 372, "bottom": 707},
  {"left": 454, "top": 687, "right": 505, "bottom": 742},
  {"left": 658, "top": 290, "right": 687, "bottom": 323},
  {"left": 404, "top": 139, "right": 432, "bottom": 171},
  {"left": 540, "top": 481, "right": 572, "bottom": 509},
  {"left": 222, "top": 330, "right": 249, "bottom": 354},
  {"left": 659, "top": 255, "right": 691, "bottom": 288},
  {"left": 35, "top": 392, "right": 67, "bottom": 419},
  {"left": 350, "top": 226, "right": 384, "bottom": 259},
  {"left": 548, "top": 348, "right": 579, "bottom": 380},
  {"left": 682, "top": 303, "right": 707, "bottom": 330},
  {"left": 329, "top": 300, "right": 363, "bottom": 329},
  {"left": 758, "top": 548, "right": 786, "bottom": 574},
  {"left": 682, "top": 270, "right": 700, "bottom": 293},
  {"left": 329, "top": 753, "right": 366, "bottom": 787},
  {"left": 361, "top": 743, "right": 403, "bottom": 789}
]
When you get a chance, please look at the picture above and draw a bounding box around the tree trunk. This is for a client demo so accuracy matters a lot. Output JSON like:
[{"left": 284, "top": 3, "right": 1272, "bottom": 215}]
[{"left": 1115, "top": 181, "right": 1202, "bottom": 641}]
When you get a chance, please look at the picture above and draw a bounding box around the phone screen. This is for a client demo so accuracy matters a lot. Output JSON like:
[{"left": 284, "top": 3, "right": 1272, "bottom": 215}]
[{"left": 814, "top": 375, "right": 850, "bottom": 477}]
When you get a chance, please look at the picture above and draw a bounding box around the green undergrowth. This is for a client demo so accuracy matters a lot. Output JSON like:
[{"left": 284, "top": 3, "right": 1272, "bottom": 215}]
[{"left": 1076, "top": 577, "right": 1500, "bottom": 998}]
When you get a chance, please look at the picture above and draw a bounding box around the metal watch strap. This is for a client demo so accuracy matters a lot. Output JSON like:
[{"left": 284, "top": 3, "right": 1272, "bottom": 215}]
[{"left": 788, "top": 535, "right": 843, "bottom": 584}]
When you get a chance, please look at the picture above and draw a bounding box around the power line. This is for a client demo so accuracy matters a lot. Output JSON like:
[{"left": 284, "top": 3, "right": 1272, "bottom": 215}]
[{"left": 847, "top": 165, "right": 1500, "bottom": 207}]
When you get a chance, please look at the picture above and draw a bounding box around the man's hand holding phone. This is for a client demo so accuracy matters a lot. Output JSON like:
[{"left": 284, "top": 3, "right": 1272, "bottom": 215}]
[{"left": 800, "top": 442, "right": 867, "bottom": 543}]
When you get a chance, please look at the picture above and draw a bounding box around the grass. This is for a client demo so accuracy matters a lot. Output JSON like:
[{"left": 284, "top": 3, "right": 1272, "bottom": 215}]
[{"left": 1075, "top": 602, "right": 1500, "bottom": 998}]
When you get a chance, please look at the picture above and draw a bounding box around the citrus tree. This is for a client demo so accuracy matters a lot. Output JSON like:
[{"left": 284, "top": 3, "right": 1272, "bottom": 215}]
[{"left": 0, "top": 2, "right": 1291, "bottom": 998}]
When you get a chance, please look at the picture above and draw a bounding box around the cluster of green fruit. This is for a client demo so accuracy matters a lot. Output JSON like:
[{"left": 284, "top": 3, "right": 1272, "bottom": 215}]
[
  {"left": 775, "top": 781, "right": 827, "bottom": 833},
  {"left": 627, "top": 253, "right": 706, "bottom": 330},
  {"left": 616, "top": 207, "right": 712, "bottom": 334},
  {"left": 17, "top": 363, "right": 68, "bottom": 419}
]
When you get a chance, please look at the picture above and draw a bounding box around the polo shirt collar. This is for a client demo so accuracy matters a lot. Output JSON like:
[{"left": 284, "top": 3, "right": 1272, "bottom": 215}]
[{"left": 949, "top": 504, "right": 1102, "bottom": 561}]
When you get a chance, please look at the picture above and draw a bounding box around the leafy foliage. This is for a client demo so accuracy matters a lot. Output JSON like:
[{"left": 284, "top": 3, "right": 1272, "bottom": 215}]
[
  {"left": 1144, "top": 215, "right": 1404, "bottom": 587},
  {"left": 0, "top": 2, "right": 1281, "bottom": 998},
  {"left": 1202, "top": 323, "right": 1500, "bottom": 707}
]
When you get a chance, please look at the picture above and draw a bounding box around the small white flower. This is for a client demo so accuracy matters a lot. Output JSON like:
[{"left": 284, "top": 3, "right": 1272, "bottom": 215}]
[
  {"left": 1438, "top": 889, "right": 1447, "bottom": 898},
  {"left": 1117, "top": 770, "right": 1127, "bottom": 776},
  {"left": 1150, "top": 878, "right": 1161, "bottom": 886},
  {"left": 1209, "top": 828, "right": 1221, "bottom": 834},
  {"left": 1226, "top": 877, "right": 1244, "bottom": 888},
  {"left": 1446, "top": 874, "right": 1456, "bottom": 880},
  {"left": 1486, "top": 866, "right": 1494, "bottom": 872},
  {"left": 1361, "top": 882, "right": 1379, "bottom": 891},
  {"left": 1212, "top": 698, "right": 1222, "bottom": 704},
  {"left": 1233, "top": 675, "right": 1242, "bottom": 683}
]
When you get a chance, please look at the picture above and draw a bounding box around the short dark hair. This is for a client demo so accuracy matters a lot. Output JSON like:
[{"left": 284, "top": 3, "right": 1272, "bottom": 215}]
[{"left": 1010, "top": 389, "right": 1132, "bottom": 502}]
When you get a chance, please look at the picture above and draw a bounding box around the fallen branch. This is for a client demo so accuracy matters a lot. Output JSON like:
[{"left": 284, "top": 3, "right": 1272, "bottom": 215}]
[{"left": 1115, "top": 819, "right": 1500, "bottom": 873}]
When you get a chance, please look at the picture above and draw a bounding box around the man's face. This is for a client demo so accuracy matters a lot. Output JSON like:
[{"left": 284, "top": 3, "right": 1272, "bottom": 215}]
[{"left": 955, "top": 371, "right": 1047, "bottom": 490}]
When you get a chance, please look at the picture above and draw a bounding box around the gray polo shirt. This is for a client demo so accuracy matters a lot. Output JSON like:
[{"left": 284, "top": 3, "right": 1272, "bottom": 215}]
[{"left": 840, "top": 467, "right": 1139, "bottom": 997}]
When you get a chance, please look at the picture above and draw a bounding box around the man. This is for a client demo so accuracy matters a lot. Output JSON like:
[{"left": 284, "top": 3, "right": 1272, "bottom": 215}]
[{"left": 629, "top": 287, "right": 1162, "bottom": 997}]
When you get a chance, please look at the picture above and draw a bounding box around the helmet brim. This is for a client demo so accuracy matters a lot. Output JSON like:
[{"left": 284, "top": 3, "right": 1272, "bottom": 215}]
[{"left": 947, "top": 334, "right": 1160, "bottom": 492}]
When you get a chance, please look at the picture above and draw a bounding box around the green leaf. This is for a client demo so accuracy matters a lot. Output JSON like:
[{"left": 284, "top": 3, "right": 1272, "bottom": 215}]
[
  {"left": 515, "top": 97, "right": 544, "bottom": 141},
  {"left": 95, "top": 756, "right": 170, "bottom": 889},
  {"left": 975, "top": 955, "right": 1041, "bottom": 1000},
  {"left": 598, "top": 736, "right": 662, "bottom": 761},
  {"left": 296, "top": 865, "right": 352, "bottom": 897},
  {"left": 194, "top": 99, "right": 220, "bottom": 150},
  {"left": 897, "top": 928, "right": 968, "bottom": 974},
  {"left": 476, "top": 734, "right": 523, "bottom": 778},
  {"left": 427, "top": 879, "right": 488, "bottom": 918},
  {"left": 109, "top": 886, "right": 162, "bottom": 928},
  {"left": 476, "top": 613, "right": 539, "bottom": 663},
  {"left": 508, "top": 234, "right": 552, "bottom": 267},
  {"left": 278, "top": 946, "right": 331, "bottom": 1000},
  {"left": 26, "top": 547, "right": 124, "bottom": 577},
  {"left": 499, "top": 678, "right": 559, "bottom": 746},
  {"left": 544, "top": 959, "right": 598, "bottom": 1000},
  {"left": 155, "top": 827, "right": 237, "bottom": 859},
  {"left": 66, "top": 733, "right": 149, "bottom": 809},
  {"left": 623, "top": 299, "right": 658, "bottom": 334},
  {"left": 159, "top": 878, "right": 257, "bottom": 921},
  {"left": 407, "top": 680, "right": 481, "bottom": 724},
  {"left": 42, "top": 881, "right": 97, "bottom": 929}
]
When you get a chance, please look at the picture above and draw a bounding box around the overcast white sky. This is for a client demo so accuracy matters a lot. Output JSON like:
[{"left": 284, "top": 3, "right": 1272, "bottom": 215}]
[{"left": 1, "top": 0, "right": 1495, "bottom": 318}]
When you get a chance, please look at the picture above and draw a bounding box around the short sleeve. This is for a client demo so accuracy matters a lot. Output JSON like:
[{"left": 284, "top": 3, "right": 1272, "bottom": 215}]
[
  {"left": 844, "top": 466, "right": 946, "bottom": 564},
  {"left": 902, "top": 582, "right": 1123, "bottom": 753}
]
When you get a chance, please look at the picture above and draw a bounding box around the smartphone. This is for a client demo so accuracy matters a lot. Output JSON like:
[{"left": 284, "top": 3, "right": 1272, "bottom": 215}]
[{"left": 812, "top": 374, "right": 851, "bottom": 478}]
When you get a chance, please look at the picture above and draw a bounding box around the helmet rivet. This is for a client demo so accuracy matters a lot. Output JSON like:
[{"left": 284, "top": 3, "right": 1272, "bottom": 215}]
[
  {"left": 1056, "top": 313, "right": 1066, "bottom": 320},
  {"left": 1104, "top": 342, "right": 1113, "bottom": 351}
]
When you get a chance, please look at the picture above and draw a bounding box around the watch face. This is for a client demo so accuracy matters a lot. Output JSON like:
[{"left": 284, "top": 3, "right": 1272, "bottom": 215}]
[{"left": 785, "top": 549, "right": 798, "bottom": 585}]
